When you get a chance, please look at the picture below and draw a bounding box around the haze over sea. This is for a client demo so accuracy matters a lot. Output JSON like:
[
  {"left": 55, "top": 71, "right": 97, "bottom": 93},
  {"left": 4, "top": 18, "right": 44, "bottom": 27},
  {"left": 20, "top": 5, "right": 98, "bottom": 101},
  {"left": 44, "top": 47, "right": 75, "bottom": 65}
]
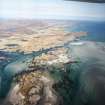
[{"left": 66, "top": 20, "right": 105, "bottom": 105}]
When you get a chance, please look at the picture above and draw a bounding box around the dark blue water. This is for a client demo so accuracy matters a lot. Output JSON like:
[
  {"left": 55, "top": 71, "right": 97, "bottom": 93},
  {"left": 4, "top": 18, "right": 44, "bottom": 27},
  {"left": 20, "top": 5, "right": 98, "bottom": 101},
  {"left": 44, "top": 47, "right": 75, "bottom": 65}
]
[
  {"left": 67, "top": 21, "right": 105, "bottom": 105},
  {"left": 67, "top": 21, "right": 105, "bottom": 42}
]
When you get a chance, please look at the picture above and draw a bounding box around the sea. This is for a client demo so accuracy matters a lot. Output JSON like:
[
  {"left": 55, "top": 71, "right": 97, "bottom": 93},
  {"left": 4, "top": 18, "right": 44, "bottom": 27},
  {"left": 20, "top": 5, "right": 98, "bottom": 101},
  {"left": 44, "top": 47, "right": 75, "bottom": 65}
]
[{"left": 66, "top": 20, "right": 105, "bottom": 105}]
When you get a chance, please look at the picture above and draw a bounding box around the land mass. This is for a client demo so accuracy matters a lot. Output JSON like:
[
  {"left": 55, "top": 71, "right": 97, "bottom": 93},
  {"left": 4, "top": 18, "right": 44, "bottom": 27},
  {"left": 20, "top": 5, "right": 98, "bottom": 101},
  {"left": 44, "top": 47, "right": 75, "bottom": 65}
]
[
  {"left": 0, "top": 20, "right": 86, "bottom": 53},
  {"left": 0, "top": 20, "right": 87, "bottom": 105}
]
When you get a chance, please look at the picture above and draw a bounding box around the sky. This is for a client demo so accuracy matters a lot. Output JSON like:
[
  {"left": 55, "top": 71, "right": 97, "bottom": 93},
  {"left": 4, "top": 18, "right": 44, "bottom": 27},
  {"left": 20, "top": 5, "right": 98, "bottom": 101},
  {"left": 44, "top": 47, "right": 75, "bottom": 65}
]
[{"left": 0, "top": 0, "right": 105, "bottom": 20}]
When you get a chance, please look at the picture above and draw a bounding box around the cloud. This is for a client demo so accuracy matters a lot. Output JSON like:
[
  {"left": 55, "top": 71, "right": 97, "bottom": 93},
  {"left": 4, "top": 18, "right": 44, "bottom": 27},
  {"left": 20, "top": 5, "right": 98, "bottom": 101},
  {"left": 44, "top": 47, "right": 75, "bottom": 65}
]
[
  {"left": 0, "top": 0, "right": 105, "bottom": 20},
  {"left": 64, "top": 0, "right": 105, "bottom": 3}
]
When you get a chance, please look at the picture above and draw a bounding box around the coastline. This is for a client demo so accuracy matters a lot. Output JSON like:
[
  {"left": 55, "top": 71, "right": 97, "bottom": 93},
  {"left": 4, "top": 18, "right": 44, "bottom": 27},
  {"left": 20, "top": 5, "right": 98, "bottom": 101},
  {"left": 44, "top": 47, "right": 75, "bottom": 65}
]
[{"left": 0, "top": 20, "right": 86, "bottom": 105}]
